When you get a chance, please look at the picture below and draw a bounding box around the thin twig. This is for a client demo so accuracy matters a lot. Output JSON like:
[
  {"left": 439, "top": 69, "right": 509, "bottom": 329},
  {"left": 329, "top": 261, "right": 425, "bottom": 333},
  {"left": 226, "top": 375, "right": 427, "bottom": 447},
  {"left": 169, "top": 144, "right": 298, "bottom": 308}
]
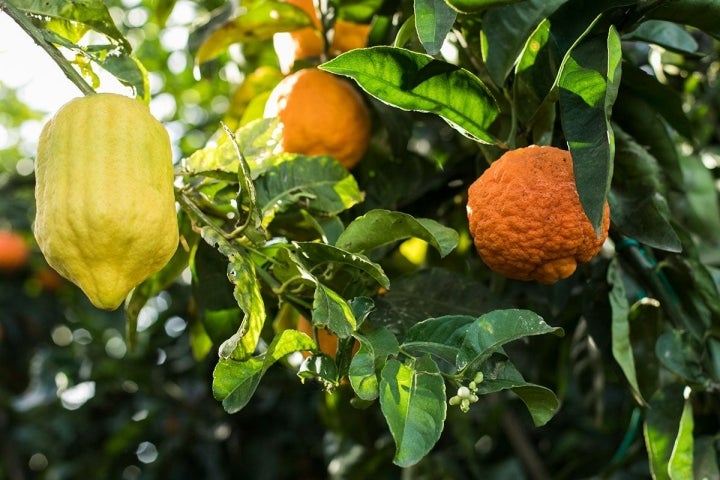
[{"left": 0, "top": 0, "right": 95, "bottom": 96}]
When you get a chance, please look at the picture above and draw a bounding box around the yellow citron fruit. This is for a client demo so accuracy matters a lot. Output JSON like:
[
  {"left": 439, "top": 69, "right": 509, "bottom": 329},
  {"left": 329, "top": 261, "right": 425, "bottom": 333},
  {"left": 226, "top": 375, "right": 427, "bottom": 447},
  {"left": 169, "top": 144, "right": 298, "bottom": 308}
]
[
  {"left": 263, "top": 68, "right": 371, "bottom": 169},
  {"left": 34, "top": 93, "right": 179, "bottom": 310},
  {"left": 466, "top": 145, "right": 610, "bottom": 284}
]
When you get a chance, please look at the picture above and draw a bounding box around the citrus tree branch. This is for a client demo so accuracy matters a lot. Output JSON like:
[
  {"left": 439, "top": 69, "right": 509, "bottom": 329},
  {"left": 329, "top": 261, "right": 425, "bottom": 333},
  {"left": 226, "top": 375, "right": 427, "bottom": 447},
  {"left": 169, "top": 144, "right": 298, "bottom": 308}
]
[{"left": 0, "top": 0, "right": 95, "bottom": 96}]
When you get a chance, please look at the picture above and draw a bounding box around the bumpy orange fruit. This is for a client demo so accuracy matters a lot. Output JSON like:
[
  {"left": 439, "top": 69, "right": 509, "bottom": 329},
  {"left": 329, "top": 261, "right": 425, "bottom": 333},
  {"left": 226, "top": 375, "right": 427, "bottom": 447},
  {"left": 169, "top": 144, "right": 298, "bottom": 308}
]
[{"left": 466, "top": 145, "right": 610, "bottom": 284}]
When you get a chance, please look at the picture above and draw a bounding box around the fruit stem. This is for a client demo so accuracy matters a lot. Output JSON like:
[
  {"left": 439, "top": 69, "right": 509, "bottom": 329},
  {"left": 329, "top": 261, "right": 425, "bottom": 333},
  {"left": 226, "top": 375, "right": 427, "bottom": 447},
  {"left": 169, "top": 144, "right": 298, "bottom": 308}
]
[{"left": 0, "top": 0, "right": 96, "bottom": 96}]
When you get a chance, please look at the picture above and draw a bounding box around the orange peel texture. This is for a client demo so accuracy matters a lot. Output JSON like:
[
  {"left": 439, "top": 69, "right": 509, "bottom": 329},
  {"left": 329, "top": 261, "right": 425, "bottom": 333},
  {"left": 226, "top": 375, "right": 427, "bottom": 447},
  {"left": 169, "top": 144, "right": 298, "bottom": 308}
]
[{"left": 466, "top": 145, "right": 610, "bottom": 284}]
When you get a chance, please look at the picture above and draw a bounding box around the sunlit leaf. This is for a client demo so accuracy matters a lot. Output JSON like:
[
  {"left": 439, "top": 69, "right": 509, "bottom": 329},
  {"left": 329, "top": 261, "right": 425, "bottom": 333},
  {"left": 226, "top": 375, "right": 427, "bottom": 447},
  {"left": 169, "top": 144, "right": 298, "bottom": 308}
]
[
  {"left": 321, "top": 46, "right": 499, "bottom": 143},
  {"left": 195, "top": 1, "right": 314, "bottom": 64},
  {"left": 213, "top": 329, "right": 316, "bottom": 413},
  {"left": 379, "top": 356, "right": 446, "bottom": 467},
  {"left": 643, "top": 384, "right": 690, "bottom": 480}
]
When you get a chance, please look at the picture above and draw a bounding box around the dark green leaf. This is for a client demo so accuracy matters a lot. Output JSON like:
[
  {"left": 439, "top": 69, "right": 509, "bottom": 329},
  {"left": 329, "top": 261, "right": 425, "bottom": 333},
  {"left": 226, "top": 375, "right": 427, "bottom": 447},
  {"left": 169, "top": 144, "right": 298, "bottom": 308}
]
[
  {"left": 293, "top": 241, "right": 390, "bottom": 289},
  {"left": 609, "top": 127, "right": 682, "bottom": 252},
  {"left": 313, "top": 284, "right": 356, "bottom": 338},
  {"left": 403, "top": 315, "right": 476, "bottom": 367},
  {"left": 559, "top": 27, "right": 621, "bottom": 231},
  {"left": 379, "top": 356, "right": 446, "bottom": 467},
  {"left": 620, "top": 65, "right": 693, "bottom": 140},
  {"left": 320, "top": 46, "right": 500, "bottom": 143},
  {"left": 414, "top": 0, "right": 457, "bottom": 55},
  {"left": 455, "top": 309, "right": 563, "bottom": 371},
  {"left": 482, "top": 0, "right": 568, "bottom": 86},
  {"left": 335, "top": 209, "right": 458, "bottom": 258},
  {"left": 624, "top": 20, "right": 698, "bottom": 55},
  {"left": 475, "top": 356, "right": 559, "bottom": 426},
  {"left": 645, "top": 0, "right": 720, "bottom": 40}
]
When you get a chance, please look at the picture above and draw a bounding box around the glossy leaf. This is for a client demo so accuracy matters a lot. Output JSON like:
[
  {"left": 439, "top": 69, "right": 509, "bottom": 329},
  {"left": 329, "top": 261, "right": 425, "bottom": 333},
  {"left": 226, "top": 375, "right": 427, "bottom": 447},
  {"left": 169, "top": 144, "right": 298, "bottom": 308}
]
[
  {"left": 335, "top": 209, "right": 459, "bottom": 258},
  {"left": 320, "top": 46, "right": 499, "bottom": 143},
  {"left": 558, "top": 27, "right": 621, "bottom": 231},
  {"left": 379, "top": 356, "right": 446, "bottom": 467},
  {"left": 293, "top": 242, "right": 390, "bottom": 289},
  {"left": 414, "top": 0, "right": 457, "bottom": 55},
  {"left": 213, "top": 329, "right": 316, "bottom": 413},
  {"left": 313, "top": 284, "right": 357, "bottom": 338}
]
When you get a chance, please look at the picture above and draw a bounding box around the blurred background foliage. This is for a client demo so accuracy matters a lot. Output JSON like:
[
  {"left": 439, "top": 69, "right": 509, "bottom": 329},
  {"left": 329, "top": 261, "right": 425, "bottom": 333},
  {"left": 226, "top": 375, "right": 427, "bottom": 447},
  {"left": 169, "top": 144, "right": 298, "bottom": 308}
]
[{"left": 1, "top": 0, "right": 720, "bottom": 479}]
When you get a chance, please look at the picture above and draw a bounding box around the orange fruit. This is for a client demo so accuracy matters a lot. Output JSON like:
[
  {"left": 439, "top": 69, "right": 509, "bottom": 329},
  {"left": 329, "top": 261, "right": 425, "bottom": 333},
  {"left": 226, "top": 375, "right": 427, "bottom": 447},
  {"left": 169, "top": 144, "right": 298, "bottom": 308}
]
[
  {"left": 263, "top": 68, "right": 371, "bottom": 169},
  {"left": 466, "top": 145, "right": 610, "bottom": 284},
  {"left": 296, "top": 315, "right": 359, "bottom": 359},
  {"left": 330, "top": 20, "right": 372, "bottom": 55},
  {"left": 275, "top": 0, "right": 324, "bottom": 70},
  {"left": 0, "top": 230, "right": 30, "bottom": 272}
]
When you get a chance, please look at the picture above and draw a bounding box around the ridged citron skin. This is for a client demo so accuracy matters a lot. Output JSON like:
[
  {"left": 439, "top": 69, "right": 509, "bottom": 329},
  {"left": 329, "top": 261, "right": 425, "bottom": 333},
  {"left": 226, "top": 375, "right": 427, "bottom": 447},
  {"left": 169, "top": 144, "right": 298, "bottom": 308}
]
[{"left": 34, "top": 93, "right": 179, "bottom": 310}]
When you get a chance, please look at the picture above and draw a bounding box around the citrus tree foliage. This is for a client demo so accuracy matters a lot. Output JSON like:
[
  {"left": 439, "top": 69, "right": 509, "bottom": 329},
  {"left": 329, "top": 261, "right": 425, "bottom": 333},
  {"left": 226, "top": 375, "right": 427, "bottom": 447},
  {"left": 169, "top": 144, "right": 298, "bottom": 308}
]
[{"left": 1, "top": 0, "right": 720, "bottom": 478}]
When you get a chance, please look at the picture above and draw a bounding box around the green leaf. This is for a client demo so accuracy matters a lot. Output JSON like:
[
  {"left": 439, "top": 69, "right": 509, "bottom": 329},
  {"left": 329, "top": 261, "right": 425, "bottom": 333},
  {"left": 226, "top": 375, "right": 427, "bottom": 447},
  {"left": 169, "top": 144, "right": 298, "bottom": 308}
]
[
  {"left": 645, "top": 0, "right": 720, "bottom": 40},
  {"left": 337, "top": 0, "right": 384, "bottom": 22},
  {"left": 655, "top": 331, "right": 709, "bottom": 387},
  {"left": 403, "top": 315, "right": 475, "bottom": 366},
  {"left": 669, "top": 394, "right": 694, "bottom": 480},
  {"left": 444, "top": 0, "right": 527, "bottom": 14},
  {"left": 293, "top": 241, "right": 390, "bottom": 290},
  {"left": 414, "top": 0, "right": 457, "bottom": 55},
  {"left": 693, "top": 436, "right": 720, "bottom": 479},
  {"left": 379, "top": 356, "right": 446, "bottom": 467},
  {"left": 474, "top": 356, "right": 560, "bottom": 426},
  {"left": 255, "top": 155, "right": 363, "bottom": 226},
  {"left": 221, "top": 252, "right": 266, "bottom": 360},
  {"left": 213, "top": 329, "right": 316, "bottom": 413},
  {"left": 609, "top": 127, "right": 681, "bottom": 252},
  {"left": 349, "top": 327, "right": 401, "bottom": 401},
  {"left": 482, "top": 0, "right": 568, "bottom": 86},
  {"left": 336, "top": 209, "right": 459, "bottom": 258},
  {"left": 320, "top": 46, "right": 500, "bottom": 143},
  {"left": 195, "top": 1, "right": 314, "bottom": 64},
  {"left": 13, "top": 0, "right": 130, "bottom": 51},
  {"left": 455, "top": 309, "right": 563, "bottom": 372},
  {"left": 643, "top": 384, "right": 691, "bottom": 480},
  {"left": 313, "top": 284, "right": 357, "bottom": 338},
  {"left": 624, "top": 20, "right": 699, "bottom": 56},
  {"left": 513, "top": 18, "right": 556, "bottom": 125},
  {"left": 558, "top": 27, "right": 621, "bottom": 231},
  {"left": 620, "top": 65, "right": 693, "bottom": 140},
  {"left": 677, "top": 154, "right": 720, "bottom": 261}
]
